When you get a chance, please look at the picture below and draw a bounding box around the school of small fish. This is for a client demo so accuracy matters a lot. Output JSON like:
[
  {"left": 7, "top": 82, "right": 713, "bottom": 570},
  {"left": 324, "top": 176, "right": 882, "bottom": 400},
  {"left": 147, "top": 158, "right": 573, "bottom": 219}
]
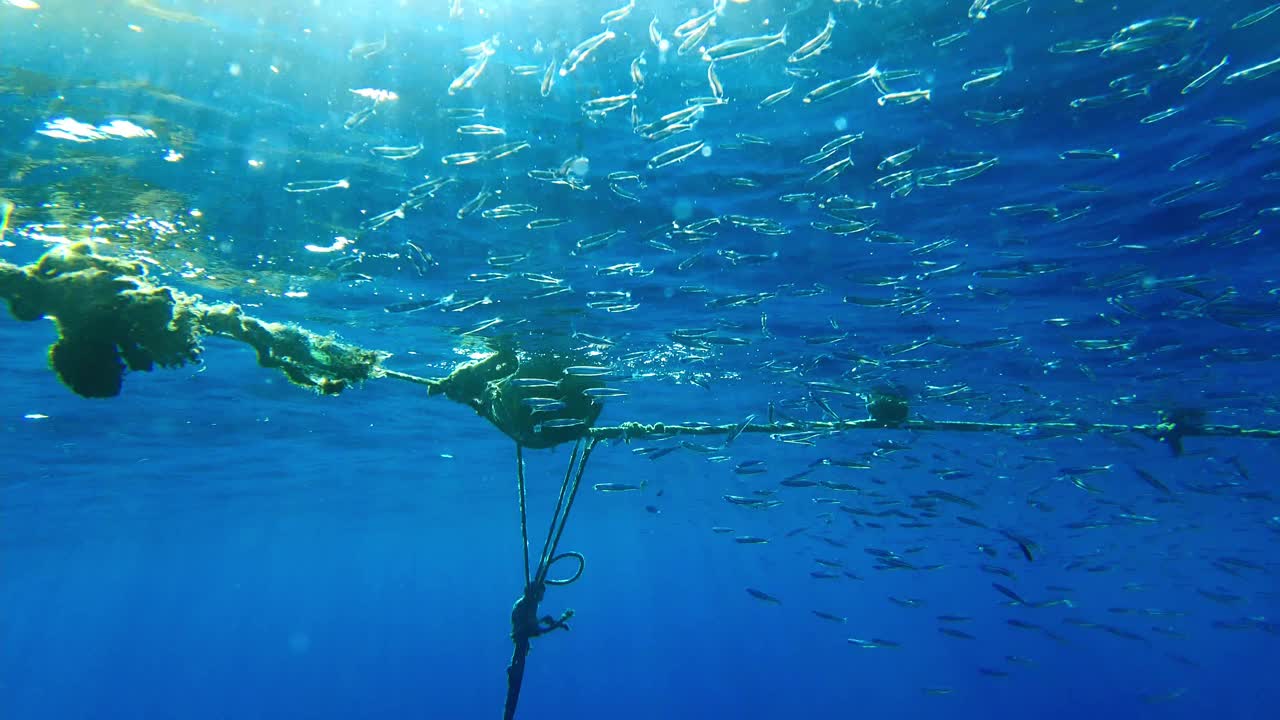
[
  {"left": 6, "top": 0, "right": 1280, "bottom": 705},
  {"left": 306, "top": 1, "right": 1280, "bottom": 701}
]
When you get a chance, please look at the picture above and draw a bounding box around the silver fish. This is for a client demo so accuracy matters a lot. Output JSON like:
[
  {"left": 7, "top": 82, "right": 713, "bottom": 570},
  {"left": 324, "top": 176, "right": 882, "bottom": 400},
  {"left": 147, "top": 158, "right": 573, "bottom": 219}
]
[{"left": 701, "top": 26, "right": 787, "bottom": 63}]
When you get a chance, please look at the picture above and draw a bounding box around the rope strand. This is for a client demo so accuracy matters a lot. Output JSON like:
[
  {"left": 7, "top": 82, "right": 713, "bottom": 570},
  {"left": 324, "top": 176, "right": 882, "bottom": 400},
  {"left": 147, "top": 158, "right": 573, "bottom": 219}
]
[
  {"left": 516, "top": 444, "right": 531, "bottom": 587},
  {"left": 583, "top": 418, "right": 1280, "bottom": 443},
  {"left": 543, "top": 438, "right": 598, "bottom": 580},
  {"left": 535, "top": 440, "right": 581, "bottom": 582}
]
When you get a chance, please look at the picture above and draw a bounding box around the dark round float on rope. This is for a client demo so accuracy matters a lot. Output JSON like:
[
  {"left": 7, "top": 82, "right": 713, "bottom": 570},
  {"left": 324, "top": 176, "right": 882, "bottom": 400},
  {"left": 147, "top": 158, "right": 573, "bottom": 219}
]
[{"left": 865, "top": 384, "right": 910, "bottom": 425}]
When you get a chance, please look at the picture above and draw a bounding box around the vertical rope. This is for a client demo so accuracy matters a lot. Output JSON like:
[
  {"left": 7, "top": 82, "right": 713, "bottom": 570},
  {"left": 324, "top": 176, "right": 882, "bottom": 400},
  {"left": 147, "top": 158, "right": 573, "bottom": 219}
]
[
  {"left": 516, "top": 443, "right": 531, "bottom": 587},
  {"left": 536, "top": 439, "right": 581, "bottom": 577},
  {"left": 536, "top": 437, "right": 599, "bottom": 586},
  {"left": 505, "top": 436, "right": 596, "bottom": 720}
]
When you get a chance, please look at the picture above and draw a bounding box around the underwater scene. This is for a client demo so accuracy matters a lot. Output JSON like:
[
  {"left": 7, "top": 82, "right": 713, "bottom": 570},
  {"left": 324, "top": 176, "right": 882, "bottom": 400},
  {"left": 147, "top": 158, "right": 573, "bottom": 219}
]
[{"left": 2, "top": 0, "right": 1279, "bottom": 718}]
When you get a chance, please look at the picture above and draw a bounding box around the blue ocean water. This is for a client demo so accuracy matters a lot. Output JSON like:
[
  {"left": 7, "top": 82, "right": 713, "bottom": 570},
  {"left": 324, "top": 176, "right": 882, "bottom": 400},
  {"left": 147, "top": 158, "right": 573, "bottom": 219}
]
[{"left": 2, "top": 0, "right": 1279, "bottom": 718}]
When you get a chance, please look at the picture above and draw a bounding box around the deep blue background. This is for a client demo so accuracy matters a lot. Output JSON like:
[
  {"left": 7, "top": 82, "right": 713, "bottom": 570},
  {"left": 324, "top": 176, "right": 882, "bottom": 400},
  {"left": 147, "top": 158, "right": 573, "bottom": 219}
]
[{"left": 3, "top": 1, "right": 1280, "bottom": 719}]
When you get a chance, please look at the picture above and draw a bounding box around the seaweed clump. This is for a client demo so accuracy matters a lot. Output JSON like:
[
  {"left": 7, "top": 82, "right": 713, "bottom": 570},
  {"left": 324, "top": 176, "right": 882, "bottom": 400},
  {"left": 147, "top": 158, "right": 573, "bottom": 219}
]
[
  {"left": 199, "top": 303, "right": 388, "bottom": 395},
  {"left": 0, "top": 242, "right": 203, "bottom": 397},
  {"left": 0, "top": 242, "right": 387, "bottom": 397},
  {"left": 429, "top": 342, "right": 604, "bottom": 449}
]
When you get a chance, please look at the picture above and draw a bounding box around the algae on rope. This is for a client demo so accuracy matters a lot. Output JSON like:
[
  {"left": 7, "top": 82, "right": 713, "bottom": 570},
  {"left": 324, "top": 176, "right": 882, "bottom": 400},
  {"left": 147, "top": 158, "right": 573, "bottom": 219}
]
[
  {"left": 5, "top": 244, "right": 1276, "bottom": 452},
  {"left": 0, "top": 243, "right": 601, "bottom": 448},
  {"left": 0, "top": 242, "right": 388, "bottom": 397},
  {"left": 426, "top": 343, "right": 605, "bottom": 449}
]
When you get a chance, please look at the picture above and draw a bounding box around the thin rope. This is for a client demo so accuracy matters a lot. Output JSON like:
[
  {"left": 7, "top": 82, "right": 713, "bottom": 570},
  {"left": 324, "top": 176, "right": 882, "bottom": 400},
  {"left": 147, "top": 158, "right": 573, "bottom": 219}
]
[
  {"left": 516, "top": 443, "right": 531, "bottom": 587},
  {"left": 377, "top": 368, "right": 439, "bottom": 388},
  {"left": 585, "top": 418, "right": 1280, "bottom": 441},
  {"left": 535, "top": 439, "right": 583, "bottom": 584},
  {"left": 539, "top": 437, "right": 598, "bottom": 585},
  {"left": 369, "top": 369, "right": 1280, "bottom": 443}
]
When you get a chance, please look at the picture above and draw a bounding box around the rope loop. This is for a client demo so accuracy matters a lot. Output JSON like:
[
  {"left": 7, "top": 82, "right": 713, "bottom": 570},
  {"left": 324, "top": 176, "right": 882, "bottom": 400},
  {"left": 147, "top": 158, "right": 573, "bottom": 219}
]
[{"left": 543, "top": 551, "right": 586, "bottom": 586}]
